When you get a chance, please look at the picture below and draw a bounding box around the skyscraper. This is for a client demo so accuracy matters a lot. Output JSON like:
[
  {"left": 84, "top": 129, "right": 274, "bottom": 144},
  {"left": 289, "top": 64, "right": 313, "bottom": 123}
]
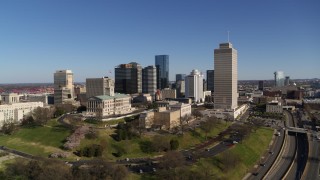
[
  {"left": 214, "top": 42, "right": 238, "bottom": 110},
  {"left": 155, "top": 55, "right": 169, "bottom": 89},
  {"left": 176, "top": 74, "right": 186, "bottom": 82},
  {"left": 274, "top": 71, "right": 285, "bottom": 87},
  {"left": 285, "top": 76, "right": 290, "bottom": 86},
  {"left": 115, "top": 62, "right": 142, "bottom": 94},
  {"left": 54, "top": 70, "right": 74, "bottom": 104},
  {"left": 86, "top": 77, "right": 114, "bottom": 98},
  {"left": 142, "top": 65, "right": 157, "bottom": 94},
  {"left": 207, "top": 70, "right": 214, "bottom": 92},
  {"left": 185, "top": 69, "right": 204, "bottom": 103},
  {"left": 258, "top": 80, "right": 264, "bottom": 91}
]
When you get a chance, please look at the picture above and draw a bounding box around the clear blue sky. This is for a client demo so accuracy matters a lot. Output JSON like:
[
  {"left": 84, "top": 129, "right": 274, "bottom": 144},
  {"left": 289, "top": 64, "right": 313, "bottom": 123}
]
[{"left": 0, "top": 0, "right": 319, "bottom": 83}]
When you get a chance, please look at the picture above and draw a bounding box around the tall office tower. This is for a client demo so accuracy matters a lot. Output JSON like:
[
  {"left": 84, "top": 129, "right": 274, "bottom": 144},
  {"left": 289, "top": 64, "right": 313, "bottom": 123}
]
[
  {"left": 258, "top": 80, "right": 264, "bottom": 91},
  {"left": 54, "top": 70, "right": 74, "bottom": 104},
  {"left": 285, "top": 76, "right": 290, "bottom": 86},
  {"left": 185, "top": 69, "right": 204, "bottom": 103},
  {"left": 142, "top": 66, "right": 157, "bottom": 94},
  {"left": 155, "top": 55, "right": 169, "bottom": 89},
  {"left": 214, "top": 42, "right": 238, "bottom": 110},
  {"left": 203, "top": 79, "right": 207, "bottom": 91},
  {"left": 274, "top": 71, "right": 285, "bottom": 87},
  {"left": 207, "top": 70, "right": 214, "bottom": 92},
  {"left": 176, "top": 80, "right": 185, "bottom": 98},
  {"left": 115, "top": 62, "right": 142, "bottom": 94},
  {"left": 176, "top": 74, "right": 186, "bottom": 82},
  {"left": 86, "top": 77, "right": 114, "bottom": 98}
]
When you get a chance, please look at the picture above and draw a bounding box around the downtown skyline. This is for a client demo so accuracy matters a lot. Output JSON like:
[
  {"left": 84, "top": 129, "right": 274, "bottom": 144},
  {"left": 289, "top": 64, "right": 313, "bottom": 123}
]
[{"left": 0, "top": 0, "right": 319, "bottom": 83}]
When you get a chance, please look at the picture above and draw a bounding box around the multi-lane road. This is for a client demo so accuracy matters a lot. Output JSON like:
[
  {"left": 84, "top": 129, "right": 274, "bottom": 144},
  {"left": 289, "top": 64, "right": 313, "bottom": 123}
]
[{"left": 302, "top": 133, "right": 320, "bottom": 180}]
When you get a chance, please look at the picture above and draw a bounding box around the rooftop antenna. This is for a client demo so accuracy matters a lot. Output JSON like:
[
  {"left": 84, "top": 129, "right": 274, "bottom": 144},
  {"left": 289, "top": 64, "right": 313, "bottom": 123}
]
[{"left": 227, "top": 30, "right": 230, "bottom": 42}]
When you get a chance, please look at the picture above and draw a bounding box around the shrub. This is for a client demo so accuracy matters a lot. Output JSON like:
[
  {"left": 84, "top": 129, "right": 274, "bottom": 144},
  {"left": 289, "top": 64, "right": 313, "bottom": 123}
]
[
  {"left": 170, "top": 139, "right": 179, "bottom": 150},
  {"left": 139, "top": 140, "right": 153, "bottom": 153}
]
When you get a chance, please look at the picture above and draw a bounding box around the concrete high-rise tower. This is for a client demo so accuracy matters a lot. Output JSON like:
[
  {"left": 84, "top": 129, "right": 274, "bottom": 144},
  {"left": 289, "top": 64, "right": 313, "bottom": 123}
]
[
  {"left": 86, "top": 77, "right": 114, "bottom": 98},
  {"left": 142, "top": 65, "right": 157, "bottom": 94},
  {"left": 185, "top": 69, "right": 204, "bottom": 103},
  {"left": 54, "top": 70, "right": 74, "bottom": 104},
  {"left": 214, "top": 42, "right": 238, "bottom": 110},
  {"left": 155, "top": 55, "right": 169, "bottom": 89},
  {"left": 285, "top": 76, "right": 290, "bottom": 86}
]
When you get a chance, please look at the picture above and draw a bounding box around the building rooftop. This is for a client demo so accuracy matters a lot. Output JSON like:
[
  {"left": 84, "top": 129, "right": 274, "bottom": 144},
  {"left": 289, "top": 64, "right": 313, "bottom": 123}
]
[{"left": 95, "top": 93, "right": 130, "bottom": 100}]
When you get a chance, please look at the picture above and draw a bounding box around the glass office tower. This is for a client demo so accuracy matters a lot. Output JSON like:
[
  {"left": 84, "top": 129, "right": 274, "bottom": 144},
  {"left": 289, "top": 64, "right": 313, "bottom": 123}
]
[
  {"left": 274, "top": 71, "right": 285, "bottom": 87},
  {"left": 155, "top": 55, "right": 169, "bottom": 89}
]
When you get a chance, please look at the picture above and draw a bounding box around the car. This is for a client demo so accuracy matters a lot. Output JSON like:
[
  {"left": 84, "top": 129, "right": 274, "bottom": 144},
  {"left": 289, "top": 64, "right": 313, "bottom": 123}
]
[
  {"left": 260, "top": 163, "right": 266, "bottom": 167},
  {"left": 233, "top": 141, "right": 238, "bottom": 144},
  {"left": 269, "top": 151, "right": 274, "bottom": 155},
  {"left": 139, "top": 169, "right": 143, "bottom": 174},
  {"left": 205, "top": 148, "right": 210, "bottom": 151},
  {"left": 152, "top": 168, "right": 156, "bottom": 172}
]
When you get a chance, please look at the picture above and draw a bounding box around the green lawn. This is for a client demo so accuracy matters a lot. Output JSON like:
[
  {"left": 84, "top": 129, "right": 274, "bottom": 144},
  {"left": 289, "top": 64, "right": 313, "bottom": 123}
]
[
  {"left": 0, "top": 119, "right": 71, "bottom": 157},
  {"left": 192, "top": 127, "right": 274, "bottom": 180},
  {"left": 174, "top": 122, "right": 232, "bottom": 150},
  {"left": 78, "top": 121, "right": 232, "bottom": 161}
]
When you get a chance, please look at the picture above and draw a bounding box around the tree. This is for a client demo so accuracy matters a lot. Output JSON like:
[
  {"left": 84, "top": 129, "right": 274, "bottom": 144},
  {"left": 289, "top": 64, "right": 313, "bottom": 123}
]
[
  {"left": 1, "top": 119, "right": 18, "bottom": 135},
  {"left": 32, "top": 107, "right": 54, "bottom": 126},
  {"left": 159, "top": 151, "right": 185, "bottom": 170},
  {"left": 77, "top": 105, "right": 87, "bottom": 113},
  {"left": 54, "top": 107, "right": 66, "bottom": 117},
  {"left": 139, "top": 140, "right": 153, "bottom": 153},
  {"left": 21, "top": 115, "right": 35, "bottom": 126},
  {"left": 179, "top": 115, "right": 192, "bottom": 134},
  {"left": 170, "top": 139, "right": 179, "bottom": 150},
  {"left": 152, "top": 135, "right": 170, "bottom": 152},
  {"left": 200, "top": 116, "right": 217, "bottom": 140},
  {"left": 192, "top": 109, "right": 203, "bottom": 120}
]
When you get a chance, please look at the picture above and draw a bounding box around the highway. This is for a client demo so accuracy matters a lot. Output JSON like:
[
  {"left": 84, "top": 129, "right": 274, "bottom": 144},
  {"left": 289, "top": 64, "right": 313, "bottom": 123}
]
[
  {"left": 302, "top": 133, "right": 320, "bottom": 180},
  {"left": 247, "top": 128, "right": 285, "bottom": 180},
  {"left": 285, "top": 111, "right": 309, "bottom": 180},
  {"left": 264, "top": 110, "right": 297, "bottom": 179}
]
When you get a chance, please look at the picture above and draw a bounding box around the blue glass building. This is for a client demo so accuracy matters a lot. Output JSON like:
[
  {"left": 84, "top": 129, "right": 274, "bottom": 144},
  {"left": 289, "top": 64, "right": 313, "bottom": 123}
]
[{"left": 155, "top": 55, "right": 169, "bottom": 89}]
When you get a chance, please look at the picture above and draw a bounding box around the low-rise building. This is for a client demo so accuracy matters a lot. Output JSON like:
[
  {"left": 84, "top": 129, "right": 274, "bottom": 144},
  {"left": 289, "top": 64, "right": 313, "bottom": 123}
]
[
  {"left": 170, "top": 103, "right": 191, "bottom": 118},
  {"left": 161, "top": 88, "right": 176, "bottom": 99},
  {"left": 132, "top": 93, "right": 153, "bottom": 103},
  {"left": 1, "top": 93, "right": 20, "bottom": 104},
  {"left": 155, "top": 100, "right": 178, "bottom": 108},
  {"left": 139, "top": 111, "right": 154, "bottom": 129},
  {"left": 0, "top": 102, "right": 44, "bottom": 127},
  {"left": 154, "top": 109, "right": 180, "bottom": 130},
  {"left": 266, "top": 101, "right": 283, "bottom": 113},
  {"left": 24, "top": 94, "right": 50, "bottom": 105},
  {"left": 86, "top": 93, "right": 133, "bottom": 117}
]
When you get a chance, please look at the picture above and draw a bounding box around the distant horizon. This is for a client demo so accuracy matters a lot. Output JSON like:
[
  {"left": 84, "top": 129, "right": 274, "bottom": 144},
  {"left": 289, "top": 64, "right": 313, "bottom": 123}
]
[{"left": 0, "top": 78, "right": 319, "bottom": 85}]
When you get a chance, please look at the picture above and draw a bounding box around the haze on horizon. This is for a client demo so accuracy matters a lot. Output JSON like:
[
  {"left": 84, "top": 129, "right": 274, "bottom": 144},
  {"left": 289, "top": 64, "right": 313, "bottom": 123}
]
[{"left": 0, "top": 0, "right": 319, "bottom": 83}]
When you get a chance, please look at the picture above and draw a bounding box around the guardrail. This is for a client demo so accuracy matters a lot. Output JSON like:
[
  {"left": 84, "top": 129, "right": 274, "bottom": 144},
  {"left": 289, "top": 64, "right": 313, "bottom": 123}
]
[{"left": 262, "top": 129, "right": 287, "bottom": 179}]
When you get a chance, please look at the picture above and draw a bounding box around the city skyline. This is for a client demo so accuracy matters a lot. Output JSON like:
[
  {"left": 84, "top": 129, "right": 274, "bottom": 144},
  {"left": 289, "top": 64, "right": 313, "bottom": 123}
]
[{"left": 0, "top": 0, "right": 319, "bottom": 83}]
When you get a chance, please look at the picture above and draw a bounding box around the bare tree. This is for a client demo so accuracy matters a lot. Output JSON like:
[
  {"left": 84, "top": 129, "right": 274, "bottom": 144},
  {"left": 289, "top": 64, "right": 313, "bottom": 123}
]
[
  {"left": 200, "top": 116, "right": 217, "bottom": 140},
  {"left": 32, "top": 107, "right": 55, "bottom": 126},
  {"left": 192, "top": 109, "right": 203, "bottom": 120},
  {"left": 1, "top": 119, "right": 18, "bottom": 135},
  {"left": 159, "top": 151, "right": 185, "bottom": 170}
]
